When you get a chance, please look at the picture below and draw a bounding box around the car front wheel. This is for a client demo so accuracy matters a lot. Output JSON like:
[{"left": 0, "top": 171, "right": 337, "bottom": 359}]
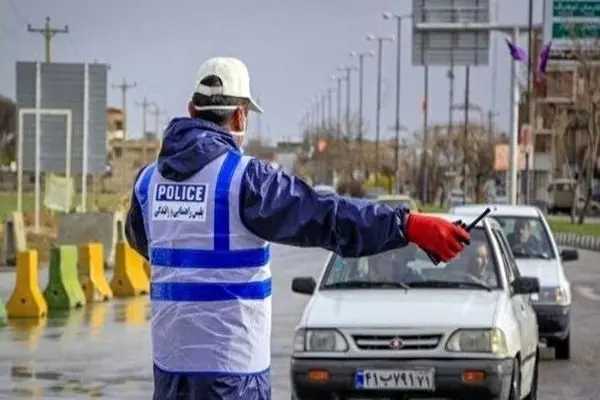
[{"left": 555, "top": 334, "right": 571, "bottom": 360}]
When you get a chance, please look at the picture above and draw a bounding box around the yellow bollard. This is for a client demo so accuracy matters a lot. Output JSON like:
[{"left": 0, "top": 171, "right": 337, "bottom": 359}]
[
  {"left": 79, "top": 243, "right": 113, "bottom": 302},
  {"left": 143, "top": 260, "right": 151, "bottom": 280},
  {"left": 6, "top": 250, "right": 48, "bottom": 319},
  {"left": 110, "top": 242, "right": 149, "bottom": 297}
]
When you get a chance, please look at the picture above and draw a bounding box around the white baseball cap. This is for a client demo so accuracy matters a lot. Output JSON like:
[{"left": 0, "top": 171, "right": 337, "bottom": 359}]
[{"left": 193, "top": 57, "right": 263, "bottom": 113}]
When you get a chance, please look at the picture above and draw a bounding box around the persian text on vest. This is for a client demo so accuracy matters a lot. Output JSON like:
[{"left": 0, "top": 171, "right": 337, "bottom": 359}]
[{"left": 152, "top": 183, "right": 208, "bottom": 222}]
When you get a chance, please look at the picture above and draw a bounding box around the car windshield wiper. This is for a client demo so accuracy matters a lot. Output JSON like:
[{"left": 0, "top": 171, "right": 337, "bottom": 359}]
[
  {"left": 407, "top": 279, "right": 492, "bottom": 292},
  {"left": 323, "top": 280, "right": 410, "bottom": 290},
  {"left": 512, "top": 250, "right": 550, "bottom": 260}
]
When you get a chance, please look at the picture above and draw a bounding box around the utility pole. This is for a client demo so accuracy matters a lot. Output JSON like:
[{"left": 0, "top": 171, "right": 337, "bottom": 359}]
[
  {"left": 27, "top": 17, "right": 69, "bottom": 63},
  {"left": 334, "top": 76, "right": 343, "bottom": 142},
  {"left": 351, "top": 51, "right": 374, "bottom": 170},
  {"left": 525, "top": 0, "right": 535, "bottom": 205},
  {"left": 383, "top": 12, "right": 411, "bottom": 186},
  {"left": 111, "top": 78, "right": 137, "bottom": 139},
  {"left": 462, "top": 67, "right": 471, "bottom": 197},
  {"left": 447, "top": 67, "right": 455, "bottom": 172},
  {"left": 367, "top": 35, "right": 394, "bottom": 181},
  {"left": 421, "top": 66, "right": 430, "bottom": 203},
  {"left": 149, "top": 105, "right": 167, "bottom": 139},
  {"left": 136, "top": 97, "right": 152, "bottom": 138}
]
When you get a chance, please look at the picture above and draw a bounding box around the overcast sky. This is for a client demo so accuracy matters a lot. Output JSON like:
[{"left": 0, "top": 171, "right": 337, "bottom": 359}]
[{"left": 2, "top": 0, "right": 544, "bottom": 143}]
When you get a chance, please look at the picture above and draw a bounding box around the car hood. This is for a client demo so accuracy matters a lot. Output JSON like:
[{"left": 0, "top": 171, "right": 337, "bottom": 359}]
[
  {"left": 304, "top": 289, "right": 502, "bottom": 328},
  {"left": 514, "top": 258, "right": 561, "bottom": 287}
]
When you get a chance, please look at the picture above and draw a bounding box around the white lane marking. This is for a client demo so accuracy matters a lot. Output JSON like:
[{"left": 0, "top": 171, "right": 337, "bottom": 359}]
[{"left": 575, "top": 285, "right": 600, "bottom": 301}]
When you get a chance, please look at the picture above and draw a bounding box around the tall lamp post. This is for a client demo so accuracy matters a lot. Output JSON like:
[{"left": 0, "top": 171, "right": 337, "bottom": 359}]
[
  {"left": 350, "top": 50, "right": 374, "bottom": 169},
  {"left": 383, "top": 12, "right": 411, "bottom": 183},
  {"left": 337, "top": 65, "right": 358, "bottom": 140},
  {"left": 367, "top": 34, "right": 395, "bottom": 181}
]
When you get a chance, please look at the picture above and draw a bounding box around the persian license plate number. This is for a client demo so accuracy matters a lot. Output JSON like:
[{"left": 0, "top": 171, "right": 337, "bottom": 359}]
[{"left": 355, "top": 368, "right": 435, "bottom": 390}]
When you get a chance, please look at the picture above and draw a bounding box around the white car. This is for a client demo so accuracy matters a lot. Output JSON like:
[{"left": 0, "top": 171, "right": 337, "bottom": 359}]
[
  {"left": 450, "top": 204, "right": 579, "bottom": 360},
  {"left": 290, "top": 214, "right": 540, "bottom": 400},
  {"left": 313, "top": 184, "right": 337, "bottom": 195}
]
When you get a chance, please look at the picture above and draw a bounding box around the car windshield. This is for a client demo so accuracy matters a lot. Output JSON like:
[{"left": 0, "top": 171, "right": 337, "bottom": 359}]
[
  {"left": 493, "top": 216, "right": 555, "bottom": 259},
  {"left": 321, "top": 228, "right": 500, "bottom": 290},
  {"left": 379, "top": 199, "right": 411, "bottom": 209}
]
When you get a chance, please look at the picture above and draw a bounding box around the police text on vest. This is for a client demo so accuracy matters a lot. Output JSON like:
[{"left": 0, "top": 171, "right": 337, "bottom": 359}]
[{"left": 152, "top": 183, "right": 208, "bottom": 222}]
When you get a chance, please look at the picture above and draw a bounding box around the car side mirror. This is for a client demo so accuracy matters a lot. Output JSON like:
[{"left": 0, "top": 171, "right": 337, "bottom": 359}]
[
  {"left": 512, "top": 276, "right": 540, "bottom": 295},
  {"left": 291, "top": 277, "right": 317, "bottom": 295},
  {"left": 560, "top": 248, "right": 579, "bottom": 262}
]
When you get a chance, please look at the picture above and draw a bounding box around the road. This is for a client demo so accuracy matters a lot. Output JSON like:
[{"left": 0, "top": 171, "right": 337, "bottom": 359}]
[{"left": 0, "top": 246, "right": 599, "bottom": 399}]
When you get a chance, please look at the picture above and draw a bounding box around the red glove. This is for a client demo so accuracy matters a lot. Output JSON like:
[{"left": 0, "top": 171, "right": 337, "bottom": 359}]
[{"left": 405, "top": 214, "right": 471, "bottom": 262}]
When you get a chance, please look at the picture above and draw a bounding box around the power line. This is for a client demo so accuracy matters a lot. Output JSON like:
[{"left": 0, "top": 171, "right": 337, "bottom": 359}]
[
  {"left": 112, "top": 78, "right": 137, "bottom": 139},
  {"left": 27, "top": 17, "right": 69, "bottom": 63}
]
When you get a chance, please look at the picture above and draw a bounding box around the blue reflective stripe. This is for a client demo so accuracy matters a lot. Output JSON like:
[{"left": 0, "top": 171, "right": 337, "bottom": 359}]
[
  {"left": 135, "top": 163, "right": 157, "bottom": 238},
  {"left": 151, "top": 246, "right": 270, "bottom": 268},
  {"left": 151, "top": 278, "right": 272, "bottom": 302},
  {"left": 214, "top": 152, "right": 242, "bottom": 250}
]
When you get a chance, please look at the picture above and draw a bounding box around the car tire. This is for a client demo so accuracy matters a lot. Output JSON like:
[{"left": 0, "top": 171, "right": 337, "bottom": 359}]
[
  {"left": 524, "top": 350, "right": 539, "bottom": 400},
  {"left": 555, "top": 334, "right": 571, "bottom": 360},
  {"left": 507, "top": 358, "right": 521, "bottom": 400}
]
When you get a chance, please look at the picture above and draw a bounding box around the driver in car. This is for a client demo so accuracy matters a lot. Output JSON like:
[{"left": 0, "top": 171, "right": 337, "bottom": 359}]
[
  {"left": 508, "top": 219, "right": 543, "bottom": 255},
  {"left": 367, "top": 249, "right": 421, "bottom": 283},
  {"left": 467, "top": 244, "right": 497, "bottom": 287}
]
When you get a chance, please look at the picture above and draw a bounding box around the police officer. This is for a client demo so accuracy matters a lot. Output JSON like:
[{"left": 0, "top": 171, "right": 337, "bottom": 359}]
[{"left": 125, "top": 57, "right": 471, "bottom": 400}]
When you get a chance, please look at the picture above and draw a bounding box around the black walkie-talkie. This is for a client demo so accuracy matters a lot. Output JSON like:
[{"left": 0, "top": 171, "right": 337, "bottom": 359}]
[{"left": 426, "top": 207, "right": 492, "bottom": 265}]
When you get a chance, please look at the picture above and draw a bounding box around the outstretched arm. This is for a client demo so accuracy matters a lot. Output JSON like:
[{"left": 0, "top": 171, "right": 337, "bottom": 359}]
[{"left": 239, "top": 158, "right": 409, "bottom": 258}]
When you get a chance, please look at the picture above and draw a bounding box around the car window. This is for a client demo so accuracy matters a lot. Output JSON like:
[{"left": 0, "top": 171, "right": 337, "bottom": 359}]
[
  {"left": 321, "top": 228, "right": 500, "bottom": 290},
  {"left": 491, "top": 229, "right": 514, "bottom": 283},
  {"left": 379, "top": 199, "right": 411, "bottom": 209},
  {"left": 493, "top": 229, "right": 522, "bottom": 283},
  {"left": 493, "top": 216, "right": 555, "bottom": 260}
]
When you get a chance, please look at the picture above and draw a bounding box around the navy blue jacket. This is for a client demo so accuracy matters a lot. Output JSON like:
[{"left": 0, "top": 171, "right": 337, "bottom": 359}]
[{"left": 125, "top": 117, "right": 409, "bottom": 262}]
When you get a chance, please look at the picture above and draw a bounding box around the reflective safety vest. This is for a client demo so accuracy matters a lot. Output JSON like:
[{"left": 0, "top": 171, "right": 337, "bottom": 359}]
[{"left": 135, "top": 151, "right": 272, "bottom": 374}]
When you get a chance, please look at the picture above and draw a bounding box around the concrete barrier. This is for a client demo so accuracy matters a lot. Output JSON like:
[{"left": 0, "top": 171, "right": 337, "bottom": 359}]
[
  {"left": 555, "top": 232, "right": 600, "bottom": 252},
  {"left": 143, "top": 260, "right": 151, "bottom": 280},
  {"left": 6, "top": 250, "right": 48, "bottom": 319},
  {"left": 43, "top": 246, "right": 86, "bottom": 310},
  {"left": 110, "top": 241, "right": 149, "bottom": 297},
  {"left": 1, "top": 212, "right": 27, "bottom": 266},
  {"left": 79, "top": 243, "right": 113, "bottom": 302},
  {"left": 56, "top": 212, "right": 125, "bottom": 268}
]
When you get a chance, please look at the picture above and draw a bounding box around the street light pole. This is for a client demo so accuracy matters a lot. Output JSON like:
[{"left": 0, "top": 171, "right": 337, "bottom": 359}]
[
  {"left": 337, "top": 65, "right": 357, "bottom": 140},
  {"left": 334, "top": 75, "right": 343, "bottom": 142},
  {"left": 383, "top": 12, "right": 411, "bottom": 183},
  {"left": 350, "top": 51, "right": 374, "bottom": 169},
  {"left": 367, "top": 34, "right": 395, "bottom": 181}
]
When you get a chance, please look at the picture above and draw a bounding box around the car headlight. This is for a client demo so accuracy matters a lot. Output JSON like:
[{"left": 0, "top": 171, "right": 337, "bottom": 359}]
[
  {"left": 293, "top": 328, "right": 349, "bottom": 352},
  {"left": 446, "top": 328, "right": 508, "bottom": 355},
  {"left": 530, "top": 286, "right": 569, "bottom": 305}
]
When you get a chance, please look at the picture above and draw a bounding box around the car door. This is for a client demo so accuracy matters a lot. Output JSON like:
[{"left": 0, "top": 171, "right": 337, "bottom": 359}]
[{"left": 493, "top": 229, "right": 537, "bottom": 389}]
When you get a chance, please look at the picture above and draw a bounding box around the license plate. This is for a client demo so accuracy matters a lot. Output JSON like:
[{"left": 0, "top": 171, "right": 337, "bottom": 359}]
[{"left": 355, "top": 368, "right": 435, "bottom": 391}]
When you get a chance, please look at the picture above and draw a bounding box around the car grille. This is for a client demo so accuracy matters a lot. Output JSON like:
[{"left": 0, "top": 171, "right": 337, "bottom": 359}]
[{"left": 352, "top": 334, "right": 442, "bottom": 350}]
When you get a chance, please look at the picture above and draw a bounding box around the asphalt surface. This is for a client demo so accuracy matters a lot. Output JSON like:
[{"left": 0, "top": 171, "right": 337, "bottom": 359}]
[{"left": 0, "top": 245, "right": 599, "bottom": 399}]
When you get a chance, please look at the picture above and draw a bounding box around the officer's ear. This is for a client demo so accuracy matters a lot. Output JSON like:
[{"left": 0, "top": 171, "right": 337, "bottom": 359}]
[{"left": 230, "top": 104, "right": 247, "bottom": 132}]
